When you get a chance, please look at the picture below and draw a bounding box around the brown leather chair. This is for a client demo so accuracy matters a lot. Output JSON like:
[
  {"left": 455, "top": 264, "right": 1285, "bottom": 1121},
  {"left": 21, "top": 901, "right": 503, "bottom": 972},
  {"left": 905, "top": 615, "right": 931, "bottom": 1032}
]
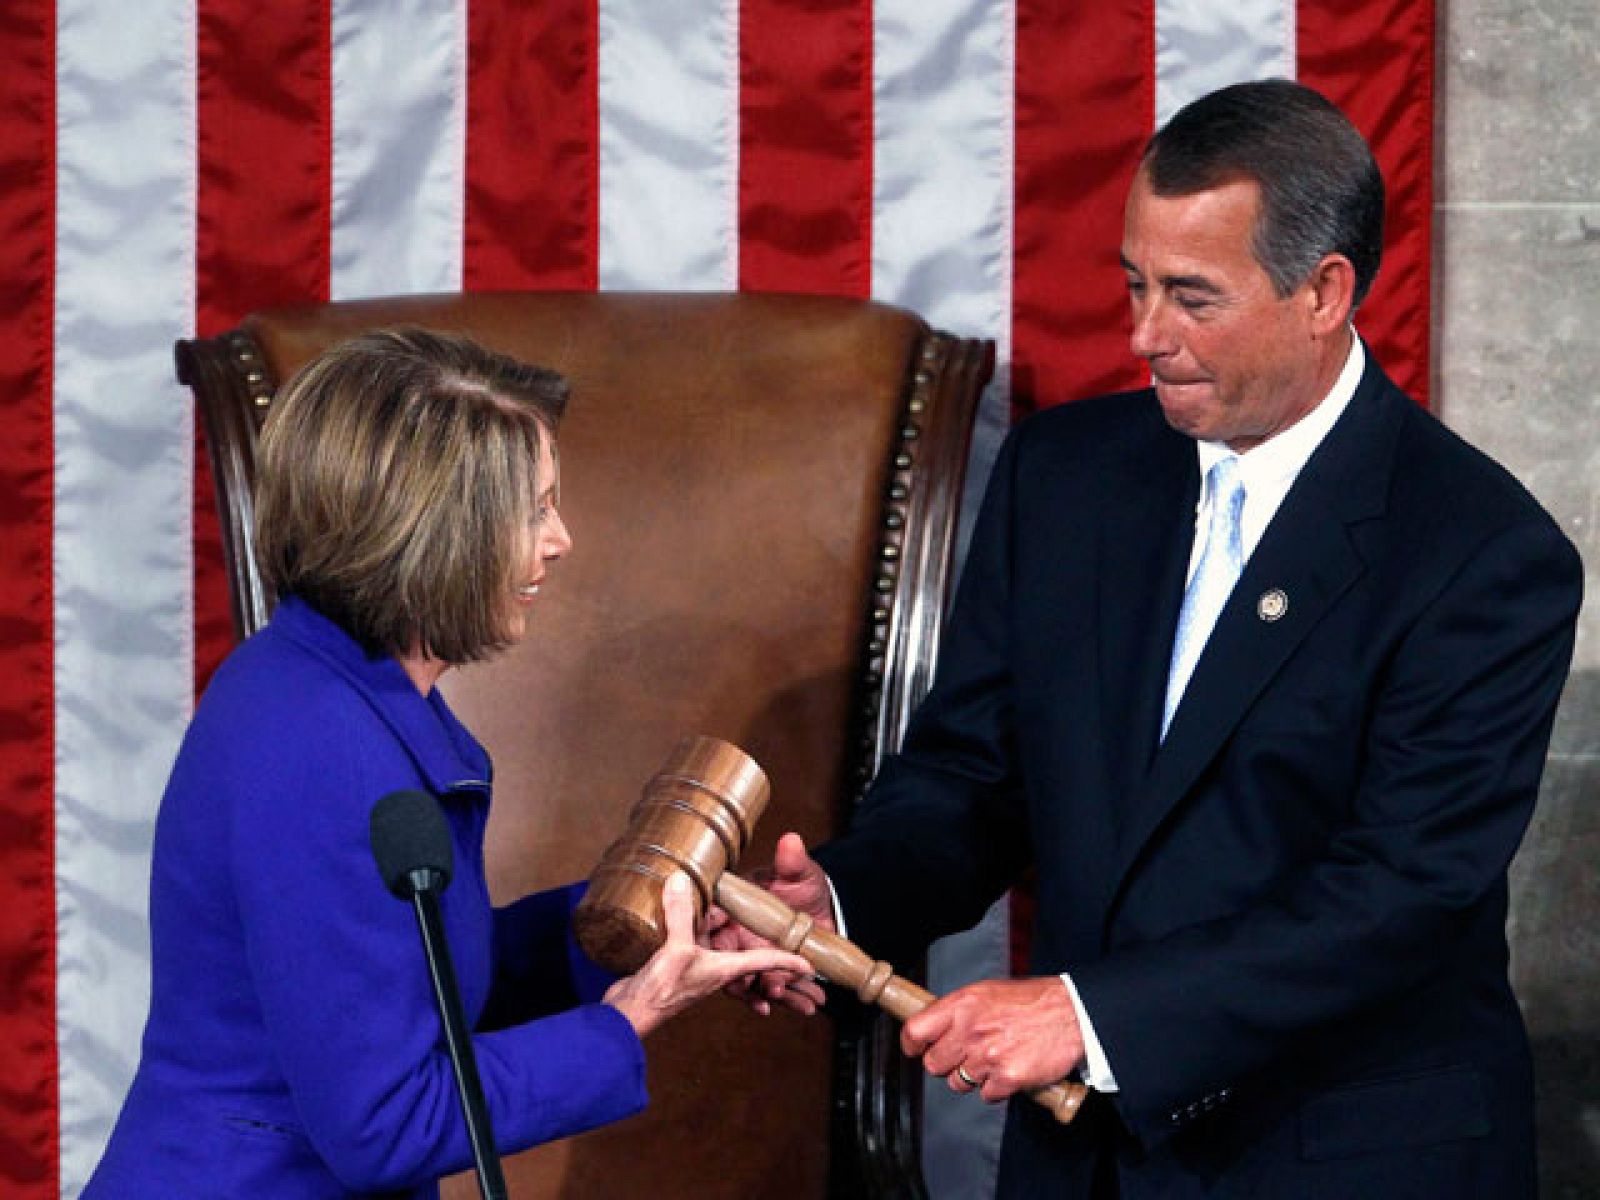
[{"left": 176, "top": 291, "right": 992, "bottom": 1199}]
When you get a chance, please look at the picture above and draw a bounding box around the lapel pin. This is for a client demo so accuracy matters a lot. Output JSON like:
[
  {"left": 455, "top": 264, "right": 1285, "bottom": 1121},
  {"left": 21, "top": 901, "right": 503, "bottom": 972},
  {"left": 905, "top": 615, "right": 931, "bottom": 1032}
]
[{"left": 1257, "top": 589, "right": 1289, "bottom": 622}]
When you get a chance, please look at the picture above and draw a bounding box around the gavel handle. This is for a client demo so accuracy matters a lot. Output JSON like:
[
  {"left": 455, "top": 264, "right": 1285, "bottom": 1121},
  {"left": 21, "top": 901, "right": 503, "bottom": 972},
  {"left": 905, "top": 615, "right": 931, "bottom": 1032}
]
[{"left": 715, "top": 873, "right": 1088, "bottom": 1124}]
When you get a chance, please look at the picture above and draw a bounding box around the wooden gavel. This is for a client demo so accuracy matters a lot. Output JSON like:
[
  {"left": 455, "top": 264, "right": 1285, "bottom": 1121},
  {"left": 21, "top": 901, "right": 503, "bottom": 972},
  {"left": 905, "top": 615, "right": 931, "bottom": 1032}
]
[{"left": 573, "top": 735, "right": 1087, "bottom": 1124}]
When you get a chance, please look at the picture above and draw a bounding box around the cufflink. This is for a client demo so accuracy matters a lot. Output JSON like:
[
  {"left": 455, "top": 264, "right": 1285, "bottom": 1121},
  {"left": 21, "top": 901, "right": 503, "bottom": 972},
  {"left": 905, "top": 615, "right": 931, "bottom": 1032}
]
[{"left": 1257, "top": 589, "right": 1288, "bottom": 622}]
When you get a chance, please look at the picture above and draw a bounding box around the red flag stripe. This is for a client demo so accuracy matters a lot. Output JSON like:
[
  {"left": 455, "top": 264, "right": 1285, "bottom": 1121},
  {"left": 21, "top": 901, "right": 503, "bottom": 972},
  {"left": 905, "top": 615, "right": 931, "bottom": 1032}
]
[
  {"left": 194, "top": 0, "right": 334, "bottom": 684},
  {"left": 465, "top": 1, "right": 598, "bottom": 291},
  {"left": 738, "top": 0, "right": 873, "bottom": 297},
  {"left": 1298, "top": 0, "right": 1434, "bottom": 407},
  {"left": 1011, "top": 1, "right": 1156, "bottom": 416},
  {"left": 195, "top": 0, "right": 333, "bottom": 337},
  {"left": 0, "top": 2, "right": 57, "bottom": 1190}
]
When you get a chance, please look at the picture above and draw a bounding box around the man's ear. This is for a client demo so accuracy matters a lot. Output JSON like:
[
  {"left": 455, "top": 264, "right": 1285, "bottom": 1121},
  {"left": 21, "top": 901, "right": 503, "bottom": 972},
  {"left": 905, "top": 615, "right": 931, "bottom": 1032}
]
[{"left": 1304, "top": 253, "right": 1357, "bottom": 335}]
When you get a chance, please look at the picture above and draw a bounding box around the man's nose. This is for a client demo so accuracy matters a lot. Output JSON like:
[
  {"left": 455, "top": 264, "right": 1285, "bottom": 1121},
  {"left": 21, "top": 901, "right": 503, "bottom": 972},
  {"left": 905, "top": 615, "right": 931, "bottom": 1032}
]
[{"left": 1128, "top": 298, "right": 1171, "bottom": 360}]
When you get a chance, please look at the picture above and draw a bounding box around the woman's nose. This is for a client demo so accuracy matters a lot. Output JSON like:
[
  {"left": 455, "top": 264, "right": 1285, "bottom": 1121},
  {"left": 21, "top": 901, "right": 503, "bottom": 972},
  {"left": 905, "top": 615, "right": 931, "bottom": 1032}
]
[{"left": 543, "top": 508, "right": 573, "bottom": 559}]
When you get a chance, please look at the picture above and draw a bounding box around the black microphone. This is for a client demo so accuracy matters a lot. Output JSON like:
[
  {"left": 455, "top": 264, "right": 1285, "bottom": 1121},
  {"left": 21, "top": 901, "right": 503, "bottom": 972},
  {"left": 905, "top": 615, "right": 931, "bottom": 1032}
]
[{"left": 370, "top": 790, "right": 507, "bottom": 1200}]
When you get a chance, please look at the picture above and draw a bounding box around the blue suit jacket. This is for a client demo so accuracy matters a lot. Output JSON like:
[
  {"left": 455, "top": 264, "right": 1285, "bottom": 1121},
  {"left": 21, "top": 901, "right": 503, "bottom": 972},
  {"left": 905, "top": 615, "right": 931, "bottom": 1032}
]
[
  {"left": 87, "top": 597, "right": 646, "bottom": 1198},
  {"left": 818, "top": 354, "right": 1582, "bottom": 1198}
]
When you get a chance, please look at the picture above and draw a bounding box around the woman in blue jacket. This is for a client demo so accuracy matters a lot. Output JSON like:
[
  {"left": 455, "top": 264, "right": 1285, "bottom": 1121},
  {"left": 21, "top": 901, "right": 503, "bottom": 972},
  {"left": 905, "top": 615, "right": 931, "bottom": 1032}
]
[{"left": 86, "top": 329, "right": 808, "bottom": 1197}]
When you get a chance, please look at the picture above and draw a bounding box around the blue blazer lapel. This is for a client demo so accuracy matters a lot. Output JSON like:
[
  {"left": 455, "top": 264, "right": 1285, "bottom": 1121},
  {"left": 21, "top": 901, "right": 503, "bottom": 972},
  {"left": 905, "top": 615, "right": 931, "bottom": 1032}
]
[{"left": 1106, "top": 355, "right": 1405, "bottom": 900}]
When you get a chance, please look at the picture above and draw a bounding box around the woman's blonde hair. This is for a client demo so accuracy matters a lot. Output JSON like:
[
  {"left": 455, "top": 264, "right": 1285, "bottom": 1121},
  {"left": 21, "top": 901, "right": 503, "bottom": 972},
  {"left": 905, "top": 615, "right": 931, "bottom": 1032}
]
[{"left": 254, "top": 328, "right": 567, "bottom": 664}]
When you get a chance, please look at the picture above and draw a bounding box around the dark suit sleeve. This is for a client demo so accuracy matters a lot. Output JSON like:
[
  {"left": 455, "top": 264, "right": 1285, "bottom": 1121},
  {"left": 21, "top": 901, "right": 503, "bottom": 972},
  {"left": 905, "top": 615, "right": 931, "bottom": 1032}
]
[
  {"left": 816, "top": 428, "right": 1034, "bottom": 965},
  {"left": 1074, "top": 517, "right": 1582, "bottom": 1146}
]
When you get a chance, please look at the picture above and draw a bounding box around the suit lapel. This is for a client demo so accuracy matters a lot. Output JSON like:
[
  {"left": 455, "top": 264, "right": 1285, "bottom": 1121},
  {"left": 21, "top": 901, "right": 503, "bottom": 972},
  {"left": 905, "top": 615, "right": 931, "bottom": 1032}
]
[
  {"left": 1130, "top": 494, "right": 1363, "bottom": 837},
  {"left": 1094, "top": 411, "right": 1197, "bottom": 823},
  {"left": 1105, "top": 354, "right": 1405, "bottom": 899}
]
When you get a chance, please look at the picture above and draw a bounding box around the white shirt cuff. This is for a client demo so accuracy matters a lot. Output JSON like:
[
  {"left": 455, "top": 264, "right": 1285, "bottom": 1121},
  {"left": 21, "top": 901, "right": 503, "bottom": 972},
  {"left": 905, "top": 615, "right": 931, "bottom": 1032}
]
[
  {"left": 1061, "top": 973, "right": 1119, "bottom": 1092},
  {"left": 826, "top": 875, "right": 848, "bottom": 940}
]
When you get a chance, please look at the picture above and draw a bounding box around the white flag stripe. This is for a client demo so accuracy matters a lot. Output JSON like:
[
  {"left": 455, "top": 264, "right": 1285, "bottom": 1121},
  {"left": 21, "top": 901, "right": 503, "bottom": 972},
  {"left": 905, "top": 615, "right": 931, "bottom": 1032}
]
[
  {"left": 1154, "top": 0, "right": 1297, "bottom": 127},
  {"left": 330, "top": 0, "right": 468, "bottom": 299},
  {"left": 870, "top": 2, "right": 1017, "bottom": 1190},
  {"left": 872, "top": 0, "right": 1017, "bottom": 490},
  {"left": 597, "top": 0, "right": 740, "bottom": 290},
  {"left": 53, "top": 0, "right": 199, "bottom": 1192},
  {"left": 871, "top": 0, "right": 1015, "bottom": 348}
]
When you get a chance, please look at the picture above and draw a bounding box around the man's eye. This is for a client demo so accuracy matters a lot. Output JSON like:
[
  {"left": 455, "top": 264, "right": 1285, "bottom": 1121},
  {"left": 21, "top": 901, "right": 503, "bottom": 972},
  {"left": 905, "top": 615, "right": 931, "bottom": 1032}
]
[
  {"left": 1175, "top": 293, "right": 1212, "bottom": 311},
  {"left": 1125, "top": 278, "right": 1146, "bottom": 296}
]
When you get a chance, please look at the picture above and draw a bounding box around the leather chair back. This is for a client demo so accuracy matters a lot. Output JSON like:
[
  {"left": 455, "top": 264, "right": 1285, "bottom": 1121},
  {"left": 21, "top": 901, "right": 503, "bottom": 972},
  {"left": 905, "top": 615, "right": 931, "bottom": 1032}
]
[{"left": 177, "top": 290, "right": 990, "bottom": 1198}]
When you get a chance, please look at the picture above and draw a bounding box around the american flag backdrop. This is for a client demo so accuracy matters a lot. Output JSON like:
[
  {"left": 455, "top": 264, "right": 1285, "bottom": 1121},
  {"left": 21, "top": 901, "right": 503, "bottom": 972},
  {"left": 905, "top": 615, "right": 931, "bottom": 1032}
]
[{"left": 0, "top": 2, "right": 1433, "bottom": 1194}]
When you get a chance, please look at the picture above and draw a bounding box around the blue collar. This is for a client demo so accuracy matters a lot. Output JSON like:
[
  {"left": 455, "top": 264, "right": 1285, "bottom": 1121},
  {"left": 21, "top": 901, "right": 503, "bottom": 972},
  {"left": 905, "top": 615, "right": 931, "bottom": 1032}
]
[{"left": 267, "top": 595, "right": 491, "bottom": 796}]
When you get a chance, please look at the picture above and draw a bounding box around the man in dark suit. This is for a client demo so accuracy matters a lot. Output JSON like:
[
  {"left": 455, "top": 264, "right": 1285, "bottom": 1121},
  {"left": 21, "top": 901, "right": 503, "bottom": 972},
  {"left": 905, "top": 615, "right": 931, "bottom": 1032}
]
[{"left": 724, "top": 80, "right": 1581, "bottom": 1196}]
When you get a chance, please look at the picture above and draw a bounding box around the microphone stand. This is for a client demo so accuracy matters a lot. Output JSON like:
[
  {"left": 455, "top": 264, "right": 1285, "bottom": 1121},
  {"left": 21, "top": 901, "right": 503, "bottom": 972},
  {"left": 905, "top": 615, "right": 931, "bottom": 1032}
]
[{"left": 407, "top": 867, "right": 508, "bottom": 1200}]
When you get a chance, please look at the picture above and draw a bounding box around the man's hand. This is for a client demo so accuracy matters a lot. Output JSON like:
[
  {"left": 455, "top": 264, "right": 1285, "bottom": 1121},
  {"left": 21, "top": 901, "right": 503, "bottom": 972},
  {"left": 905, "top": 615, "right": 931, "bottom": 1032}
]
[
  {"left": 706, "top": 832, "right": 833, "bottom": 1017},
  {"left": 901, "top": 976, "right": 1086, "bottom": 1102}
]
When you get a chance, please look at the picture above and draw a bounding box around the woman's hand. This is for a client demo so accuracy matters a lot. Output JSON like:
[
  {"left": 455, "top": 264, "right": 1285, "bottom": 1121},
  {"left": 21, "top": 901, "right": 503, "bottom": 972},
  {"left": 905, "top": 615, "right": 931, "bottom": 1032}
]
[{"left": 602, "top": 872, "right": 813, "bottom": 1038}]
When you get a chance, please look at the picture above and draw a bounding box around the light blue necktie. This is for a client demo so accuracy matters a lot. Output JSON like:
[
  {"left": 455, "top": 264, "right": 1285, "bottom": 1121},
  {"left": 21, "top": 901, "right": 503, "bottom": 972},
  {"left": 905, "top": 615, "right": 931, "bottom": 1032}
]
[{"left": 1162, "top": 457, "right": 1245, "bottom": 739}]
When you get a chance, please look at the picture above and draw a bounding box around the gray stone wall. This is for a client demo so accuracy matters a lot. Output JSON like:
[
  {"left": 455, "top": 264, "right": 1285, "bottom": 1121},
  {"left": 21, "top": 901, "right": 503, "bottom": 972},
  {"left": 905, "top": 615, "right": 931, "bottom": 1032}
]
[{"left": 1435, "top": 2, "right": 1599, "bottom": 1195}]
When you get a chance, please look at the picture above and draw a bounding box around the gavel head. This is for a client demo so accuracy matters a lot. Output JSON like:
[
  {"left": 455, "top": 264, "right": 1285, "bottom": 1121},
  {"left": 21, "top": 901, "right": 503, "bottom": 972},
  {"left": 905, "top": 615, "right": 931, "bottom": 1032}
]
[{"left": 574, "top": 735, "right": 769, "bottom": 974}]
